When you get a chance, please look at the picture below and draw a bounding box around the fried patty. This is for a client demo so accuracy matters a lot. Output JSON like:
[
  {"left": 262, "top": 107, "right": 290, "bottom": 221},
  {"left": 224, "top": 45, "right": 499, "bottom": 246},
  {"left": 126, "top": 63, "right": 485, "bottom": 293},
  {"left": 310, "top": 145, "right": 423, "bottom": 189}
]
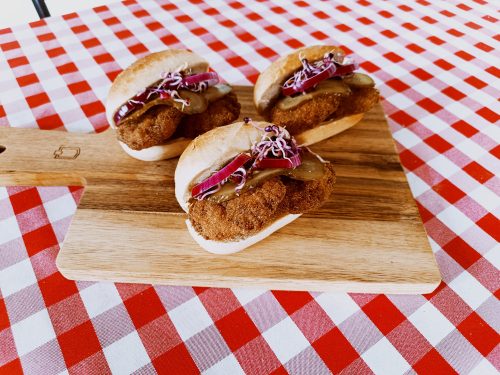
[
  {"left": 331, "top": 87, "right": 380, "bottom": 120},
  {"left": 189, "top": 163, "right": 335, "bottom": 241},
  {"left": 270, "top": 86, "right": 379, "bottom": 135},
  {"left": 116, "top": 93, "right": 240, "bottom": 150},
  {"left": 270, "top": 93, "right": 341, "bottom": 134},
  {"left": 175, "top": 93, "right": 241, "bottom": 139},
  {"left": 116, "top": 105, "right": 182, "bottom": 150}
]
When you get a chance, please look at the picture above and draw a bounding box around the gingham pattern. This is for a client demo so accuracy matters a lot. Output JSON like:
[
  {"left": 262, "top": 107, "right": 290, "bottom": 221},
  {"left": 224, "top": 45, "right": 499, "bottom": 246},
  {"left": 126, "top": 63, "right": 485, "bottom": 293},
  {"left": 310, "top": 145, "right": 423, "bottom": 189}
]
[{"left": 1, "top": 0, "right": 499, "bottom": 374}]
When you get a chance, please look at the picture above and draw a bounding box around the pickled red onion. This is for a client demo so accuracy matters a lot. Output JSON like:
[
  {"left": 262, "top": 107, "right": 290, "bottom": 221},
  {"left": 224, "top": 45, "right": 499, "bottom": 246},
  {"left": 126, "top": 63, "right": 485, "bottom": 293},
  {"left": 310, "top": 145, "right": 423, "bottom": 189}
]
[
  {"left": 256, "top": 154, "right": 302, "bottom": 169},
  {"left": 191, "top": 153, "right": 251, "bottom": 199},
  {"left": 192, "top": 121, "right": 304, "bottom": 201},
  {"left": 183, "top": 72, "right": 219, "bottom": 87},
  {"left": 113, "top": 71, "right": 220, "bottom": 125},
  {"left": 281, "top": 52, "right": 359, "bottom": 96}
]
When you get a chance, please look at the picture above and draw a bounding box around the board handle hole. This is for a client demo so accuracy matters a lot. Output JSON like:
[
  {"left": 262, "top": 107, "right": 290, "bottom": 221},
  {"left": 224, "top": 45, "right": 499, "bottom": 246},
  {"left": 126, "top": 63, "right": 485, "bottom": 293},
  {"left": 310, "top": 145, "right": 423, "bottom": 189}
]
[{"left": 0, "top": 145, "right": 5, "bottom": 155}]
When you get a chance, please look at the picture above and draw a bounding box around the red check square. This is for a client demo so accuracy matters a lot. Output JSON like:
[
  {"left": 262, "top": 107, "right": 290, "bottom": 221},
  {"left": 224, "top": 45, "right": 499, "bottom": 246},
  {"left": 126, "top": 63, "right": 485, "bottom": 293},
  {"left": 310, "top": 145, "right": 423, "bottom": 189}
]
[
  {"left": 152, "top": 344, "right": 199, "bottom": 374},
  {"left": 314, "top": 10, "right": 329, "bottom": 19},
  {"left": 442, "top": 87, "right": 466, "bottom": 100},
  {"left": 82, "top": 38, "right": 100, "bottom": 48},
  {"left": 399, "top": 149, "right": 426, "bottom": 170},
  {"left": 477, "top": 107, "right": 499, "bottom": 123},
  {"left": 442, "top": 237, "right": 481, "bottom": 269},
  {"left": 1, "top": 359, "right": 23, "bottom": 374},
  {"left": 362, "top": 295, "right": 406, "bottom": 335},
  {"left": 451, "top": 120, "right": 478, "bottom": 137},
  {"left": 412, "top": 68, "right": 433, "bottom": 81},
  {"left": 336, "top": 24, "right": 352, "bottom": 32},
  {"left": 390, "top": 110, "right": 417, "bottom": 127},
  {"left": 23, "top": 224, "right": 58, "bottom": 256},
  {"left": 434, "top": 59, "right": 454, "bottom": 71},
  {"left": 81, "top": 101, "right": 105, "bottom": 117},
  {"left": 0, "top": 40, "right": 20, "bottom": 51},
  {"left": 26, "top": 92, "right": 50, "bottom": 108},
  {"left": 385, "top": 52, "right": 403, "bottom": 63},
  {"left": 124, "top": 287, "right": 166, "bottom": 329},
  {"left": 359, "top": 37, "right": 376, "bottom": 46},
  {"left": 428, "top": 36, "right": 444, "bottom": 45},
  {"left": 9, "top": 187, "right": 42, "bottom": 215},
  {"left": 476, "top": 214, "right": 500, "bottom": 242},
  {"left": 465, "top": 76, "right": 487, "bottom": 89},
  {"left": 358, "top": 17, "right": 373, "bottom": 25},
  {"left": 463, "top": 162, "right": 494, "bottom": 183},
  {"left": 486, "top": 66, "right": 499, "bottom": 78},
  {"left": 272, "top": 291, "right": 314, "bottom": 315},
  {"left": 424, "top": 134, "right": 453, "bottom": 153},
  {"left": 57, "top": 321, "right": 101, "bottom": 368},
  {"left": 129, "top": 43, "right": 148, "bottom": 55},
  {"left": 103, "top": 17, "right": 120, "bottom": 26},
  {"left": 490, "top": 145, "right": 500, "bottom": 159},
  {"left": 291, "top": 18, "right": 306, "bottom": 27},
  {"left": 413, "top": 348, "right": 456, "bottom": 374},
  {"left": 0, "top": 298, "right": 9, "bottom": 331},
  {"left": 457, "top": 312, "right": 498, "bottom": 356},
  {"left": 447, "top": 28, "right": 464, "bottom": 37},
  {"left": 407, "top": 43, "right": 425, "bottom": 53},
  {"left": 37, "top": 32, "right": 55, "bottom": 42},
  {"left": 47, "top": 47, "right": 65, "bottom": 58},
  {"left": 8, "top": 56, "right": 29, "bottom": 68},
  {"left": 71, "top": 25, "right": 89, "bottom": 34},
  {"left": 311, "top": 30, "right": 328, "bottom": 40},
  {"left": 433, "top": 180, "right": 466, "bottom": 204},
  {"left": 68, "top": 81, "right": 92, "bottom": 96},
  {"left": 39, "top": 272, "right": 79, "bottom": 306},
  {"left": 455, "top": 50, "right": 474, "bottom": 61},
  {"left": 56, "top": 62, "right": 78, "bottom": 75},
  {"left": 313, "top": 327, "right": 359, "bottom": 373},
  {"left": 37, "top": 113, "right": 64, "bottom": 130},
  {"left": 216, "top": 307, "right": 260, "bottom": 351},
  {"left": 16, "top": 73, "right": 39, "bottom": 87},
  {"left": 381, "top": 30, "right": 397, "bottom": 38}
]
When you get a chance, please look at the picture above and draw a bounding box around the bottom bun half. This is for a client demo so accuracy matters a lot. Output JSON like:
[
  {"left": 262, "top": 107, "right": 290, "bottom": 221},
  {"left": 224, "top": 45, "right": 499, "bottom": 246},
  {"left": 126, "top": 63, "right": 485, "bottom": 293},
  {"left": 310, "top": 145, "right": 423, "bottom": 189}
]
[
  {"left": 118, "top": 138, "right": 192, "bottom": 161},
  {"left": 186, "top": 214, "right": 302, "bottom": 254},
  {"left": 294, "top": 113, "right": 364, "bottom": 146}
]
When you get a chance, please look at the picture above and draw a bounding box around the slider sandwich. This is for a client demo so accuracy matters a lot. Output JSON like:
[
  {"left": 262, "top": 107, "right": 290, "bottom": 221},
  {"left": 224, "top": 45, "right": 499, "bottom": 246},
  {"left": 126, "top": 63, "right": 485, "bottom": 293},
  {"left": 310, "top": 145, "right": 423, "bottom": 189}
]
[
  {"left": 106, "top": 49, "right": 240, "bottom": 161},
  {"left": 175, "top": 119, "right": 336, "bottom": 254},
  {"left": 254, "top": 45, "right": 379, "bottom": 145}
]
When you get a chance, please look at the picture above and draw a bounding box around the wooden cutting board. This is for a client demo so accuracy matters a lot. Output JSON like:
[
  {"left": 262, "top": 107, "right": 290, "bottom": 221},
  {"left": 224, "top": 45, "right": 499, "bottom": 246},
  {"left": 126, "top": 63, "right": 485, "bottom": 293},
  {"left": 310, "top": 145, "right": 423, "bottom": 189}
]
[{"left": 0, "top": 86, "right": 441, "bottom": 294}]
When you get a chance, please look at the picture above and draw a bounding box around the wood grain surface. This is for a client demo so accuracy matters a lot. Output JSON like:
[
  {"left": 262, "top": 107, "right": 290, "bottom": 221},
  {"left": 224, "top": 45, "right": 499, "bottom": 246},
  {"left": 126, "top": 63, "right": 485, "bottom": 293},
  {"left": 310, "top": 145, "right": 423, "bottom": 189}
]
[{"left": 0, "top": 86, "right": 441, "bottom": 293}]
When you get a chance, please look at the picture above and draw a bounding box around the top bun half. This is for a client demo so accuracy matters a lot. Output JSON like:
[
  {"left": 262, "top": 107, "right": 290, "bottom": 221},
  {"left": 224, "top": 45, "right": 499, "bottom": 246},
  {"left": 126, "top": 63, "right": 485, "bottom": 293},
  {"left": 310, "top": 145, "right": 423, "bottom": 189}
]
[
  {"left": 106, "top": 49, "right": 209, "bottom": 128},
  {"left": 253, "top": 45, "right": 344, "bottom": 115},
  {"left": 175, "top": 121, "right": 274, "bottom": 212}
]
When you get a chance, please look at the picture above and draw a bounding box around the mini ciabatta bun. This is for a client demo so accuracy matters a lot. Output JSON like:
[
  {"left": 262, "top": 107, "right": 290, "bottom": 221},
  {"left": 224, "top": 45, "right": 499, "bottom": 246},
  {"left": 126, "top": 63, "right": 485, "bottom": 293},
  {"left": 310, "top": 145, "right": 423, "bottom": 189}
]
[
  {"left": 175, "top": 121, "right": 270, "bottom": 212},
  {"left": 106, "top": 50, "right": 209, "bottom": 161},
  {"left": 186, "top": 214, "right": 301, "bottom": 254},
  {"left": 254, "top": 45, "right": 344, "bottom": 115}
]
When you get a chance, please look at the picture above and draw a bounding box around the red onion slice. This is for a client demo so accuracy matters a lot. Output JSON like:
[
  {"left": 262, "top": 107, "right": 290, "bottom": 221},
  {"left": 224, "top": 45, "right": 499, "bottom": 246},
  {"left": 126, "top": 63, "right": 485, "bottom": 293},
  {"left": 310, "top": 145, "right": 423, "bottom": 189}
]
[
  {"left": 113, "top": 72, "right": 220, "bottom": 125},
  {"left": 282, "top": 63, "right": 336, "bottom": 96},
  {"left": 192, "top": 153, "right": 251, "bottom": 198},
  {"left": 113, "top": 88, "right": 155, "bottom": 124},
  {"left": 332, "top": 62, "right": 359, "bottom": 77},
  {"left": 183, "top": 72, "right": 219, "bottom": 87},
  {"left": 256, "top": 153, "right": 302, "bottom": 169},
  {"left": 281, "top": 53, "right": 361, "bottom": 96}
]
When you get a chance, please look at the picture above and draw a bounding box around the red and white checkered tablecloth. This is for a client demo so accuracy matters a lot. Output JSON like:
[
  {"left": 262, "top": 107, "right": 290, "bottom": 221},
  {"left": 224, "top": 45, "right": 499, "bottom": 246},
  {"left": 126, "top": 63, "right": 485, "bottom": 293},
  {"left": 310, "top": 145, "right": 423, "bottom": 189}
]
[{"left": 0, "top": 0, "right": 499, "bottom": 373}]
